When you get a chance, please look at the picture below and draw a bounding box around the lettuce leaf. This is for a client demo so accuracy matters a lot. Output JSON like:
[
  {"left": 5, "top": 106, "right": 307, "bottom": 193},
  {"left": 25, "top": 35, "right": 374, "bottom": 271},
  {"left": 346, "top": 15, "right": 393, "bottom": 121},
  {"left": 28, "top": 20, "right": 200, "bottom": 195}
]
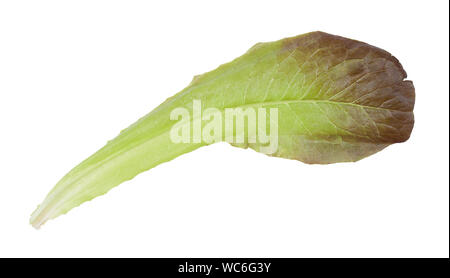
[{"left": 30, "top": 31, "right": 415, "bottom": 228}]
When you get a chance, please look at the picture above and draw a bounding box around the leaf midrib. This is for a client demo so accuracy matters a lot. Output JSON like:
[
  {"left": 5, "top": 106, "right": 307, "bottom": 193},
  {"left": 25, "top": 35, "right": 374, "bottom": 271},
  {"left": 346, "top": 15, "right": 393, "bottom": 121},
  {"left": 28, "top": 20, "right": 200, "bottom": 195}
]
[{"left": 231, "top": 99, "right": 410, "bottom": 113}]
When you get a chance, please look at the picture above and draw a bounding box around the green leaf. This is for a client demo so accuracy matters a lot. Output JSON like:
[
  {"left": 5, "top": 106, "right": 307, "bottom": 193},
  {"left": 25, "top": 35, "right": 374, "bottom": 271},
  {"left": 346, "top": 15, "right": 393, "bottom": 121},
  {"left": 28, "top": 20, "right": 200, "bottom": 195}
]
[{"left": 30, "top": 31, "right": 414, "bottom": 228}]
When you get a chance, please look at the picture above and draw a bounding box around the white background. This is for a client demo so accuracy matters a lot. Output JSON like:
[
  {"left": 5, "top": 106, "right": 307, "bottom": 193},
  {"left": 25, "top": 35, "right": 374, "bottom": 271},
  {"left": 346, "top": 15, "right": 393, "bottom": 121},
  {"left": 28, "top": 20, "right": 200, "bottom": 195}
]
[{"left": 0, "top": 0, "right": 448, "bottom": 258}]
